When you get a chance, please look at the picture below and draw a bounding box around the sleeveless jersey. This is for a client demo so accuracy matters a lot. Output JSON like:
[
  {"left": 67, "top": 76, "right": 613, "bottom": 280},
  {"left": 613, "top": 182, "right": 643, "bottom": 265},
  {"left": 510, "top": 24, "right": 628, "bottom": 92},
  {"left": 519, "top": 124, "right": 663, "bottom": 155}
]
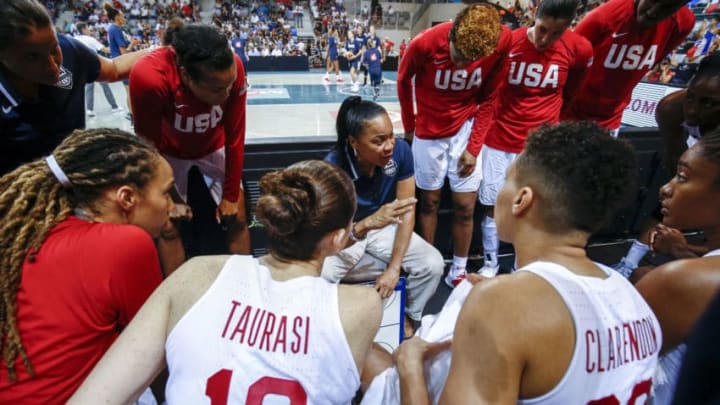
[
  {"left": 518, "top": 261, "right": 661, "bottom": 405},
  {"left": 165, "top": 256, "right": 359, "bottom": 404},
  {"left": 652, "top": 248, "right": 720, "bottom": 405},
  {"left": 361, "top": 280, "right": 473, "bottom": 404}
]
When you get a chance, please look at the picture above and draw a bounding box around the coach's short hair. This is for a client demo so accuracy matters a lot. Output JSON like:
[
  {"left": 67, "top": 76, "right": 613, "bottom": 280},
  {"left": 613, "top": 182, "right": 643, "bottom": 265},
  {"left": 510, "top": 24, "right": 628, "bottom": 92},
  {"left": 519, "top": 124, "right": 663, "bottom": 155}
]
[{"left": 515, "top": 122, "right": 637, "bottom": 234}]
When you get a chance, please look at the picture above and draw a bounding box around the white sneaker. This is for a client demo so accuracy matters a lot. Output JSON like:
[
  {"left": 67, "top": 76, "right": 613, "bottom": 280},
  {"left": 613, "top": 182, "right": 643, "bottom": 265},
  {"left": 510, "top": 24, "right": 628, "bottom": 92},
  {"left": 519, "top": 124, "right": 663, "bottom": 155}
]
[
  {"left": 351, "top": 83, "right": 360, "bottom": 92},
  {"left": 111, "top": 107, "right": 123, "bottom": 113},
  {"left": 444, "top": 265, "right": 467, "bottom": 288},
  {"left": 478, "top": 264, "right": 500, "bottom": 278},
  {"left": 86, "top": 110, "right": 96, "bottom": 117}
]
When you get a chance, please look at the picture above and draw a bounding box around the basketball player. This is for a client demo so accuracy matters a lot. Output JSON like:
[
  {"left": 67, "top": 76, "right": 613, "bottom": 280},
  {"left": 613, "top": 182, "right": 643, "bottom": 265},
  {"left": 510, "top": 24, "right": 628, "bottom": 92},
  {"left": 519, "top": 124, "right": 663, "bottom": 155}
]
[
  {"left": 345, "top": 29, "right": 364, "bottom": 92},
  {"left": 397, "top": 4, "right": 511, "bottom": 286},
  {"left": 393, "top": 122, "right": 660, "bottom": 404},
  {"left": 0, "top": 0, "right": 149, "bottom": 175},
  {"left": 324, "top": 26, "right": 341, "bottom": 83},
  {"left": 614, "top": 52, "right": 720, "bottom": 278},
  {"left": 634, "top": 131, "right": 720, "bottom": 405},
  {"left": 130, "top": 23, "right": 251, "bottom": 273},
  {"left": 0, "top": 129, "right": 171, "bottom": 403},
  {"left": 105, "top": 3, "right": 140, "bottom": 119},
  {"left": 562, "top": 0, "right": 695, "bottom": 135},
  {"left": 68, "top": 160, "right": 383, "bottom": 405},
  {"left": 477, "top": 0, "right": 593, "bottom": 277}
]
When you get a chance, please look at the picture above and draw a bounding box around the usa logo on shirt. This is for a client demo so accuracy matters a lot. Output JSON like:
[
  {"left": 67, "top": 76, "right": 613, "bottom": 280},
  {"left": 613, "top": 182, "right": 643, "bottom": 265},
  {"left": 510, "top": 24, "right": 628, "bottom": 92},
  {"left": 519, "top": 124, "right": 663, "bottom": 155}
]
[
  {"left": 55, "top": 66, "right": 73, "bottom": 89},
  {"left": 383, "top": 159, "right": 397, "bottom": 176}
]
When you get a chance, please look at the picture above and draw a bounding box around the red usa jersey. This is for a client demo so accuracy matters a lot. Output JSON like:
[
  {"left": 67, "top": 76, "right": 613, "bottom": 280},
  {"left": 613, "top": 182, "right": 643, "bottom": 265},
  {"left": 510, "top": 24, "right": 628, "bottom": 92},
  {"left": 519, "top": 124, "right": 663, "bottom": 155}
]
[
  {"left": 129, "top": 47, "right": 247, "bottom": 201},
  {"left": 397, "top": 22, "right": 512, "bottom": 156},
  {"left": 562, "top": 0, "right": 694, "bottom": 129},
  {"left": 485, "top": 27, "right": 593, "bottom": 153}
]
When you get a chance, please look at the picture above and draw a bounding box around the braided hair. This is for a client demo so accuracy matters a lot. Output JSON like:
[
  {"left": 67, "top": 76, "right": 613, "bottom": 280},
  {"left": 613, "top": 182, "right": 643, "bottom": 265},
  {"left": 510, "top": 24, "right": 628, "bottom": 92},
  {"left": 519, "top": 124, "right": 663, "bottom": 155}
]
[{"left": 0, "top": 128, "right": 160, "bottom": 380}]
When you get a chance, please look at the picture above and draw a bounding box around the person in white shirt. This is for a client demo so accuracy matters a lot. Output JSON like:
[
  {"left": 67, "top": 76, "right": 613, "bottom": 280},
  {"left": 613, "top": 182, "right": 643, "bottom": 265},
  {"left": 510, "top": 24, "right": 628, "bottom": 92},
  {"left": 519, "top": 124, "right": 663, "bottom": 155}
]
[
  {"left": 74, "top": 22, "right": 122, "bottom": 116},
  {"left": 393, "top": 122, "right": 661, "bottom": 405}
]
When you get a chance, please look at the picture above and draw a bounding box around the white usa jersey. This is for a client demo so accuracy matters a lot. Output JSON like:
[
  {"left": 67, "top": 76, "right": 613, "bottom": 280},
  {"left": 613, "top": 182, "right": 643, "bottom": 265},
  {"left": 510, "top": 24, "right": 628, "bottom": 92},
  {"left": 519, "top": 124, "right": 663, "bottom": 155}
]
[
  {"left": 165, "top": 255, "right": 359, "bottom": 404},
  {"left": 518, "top": 261, "right": 661, "bottom": 405}
]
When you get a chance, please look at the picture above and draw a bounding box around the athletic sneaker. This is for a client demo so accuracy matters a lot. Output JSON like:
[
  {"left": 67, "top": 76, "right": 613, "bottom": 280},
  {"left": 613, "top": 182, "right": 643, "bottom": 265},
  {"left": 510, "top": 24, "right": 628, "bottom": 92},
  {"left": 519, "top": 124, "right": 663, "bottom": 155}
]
[
  {"left": 336, "top": 77, "right": 343, "bottom": 83},
  {"left": 323, "top": 75, "right": 330, "bottom": 82},
  {"left": 111, "top": 107, "right": 123, "bottom": 113},
  {"left": 86, "top": 109, "right": 96, "bottom": 117},
  {"left": 478, "top": 264, "right": 500, "bottom": 278},
  {"left": 351, "top": 83, "right": 360, "bottom": 92},
  {"left": 612, "top": 257, "right": 636, "bottom": 278},
  {"left": 444, "top": 265, "right": 467, "bottom": 288}
]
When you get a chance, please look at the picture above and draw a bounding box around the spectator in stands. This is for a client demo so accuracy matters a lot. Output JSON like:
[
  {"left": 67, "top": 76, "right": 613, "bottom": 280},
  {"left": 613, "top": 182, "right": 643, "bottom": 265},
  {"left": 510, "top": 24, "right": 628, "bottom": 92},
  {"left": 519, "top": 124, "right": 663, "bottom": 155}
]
[
  {"left": 398, "top": 4, "right": 511, "bottom": 286},
  {"left": 69, "top": 160, "right": 383, "bottom": 405},
  {"left": 369, "top": 122, "right": 655, "bottom": 405},
  {"left": 635, "top": 129, "right": 720, "bottom": 405},
  {"left": 74, "top": 22, "right": 123, "bottom": 116},
  {"left": 104, "top": 3, "right": 139, "bottom": 120},
  {"left": 0, "top": 0, "right": 149, "bottom": 176},
  {"left": 130, "top": 23, "right": 251, "bottom": 274},
  {"left": 0, "top": 128, "right": 171, "bottom": 403},
  {"left": 614, "top": 53, "right": 720, "bottom": 279},
  {"left": 477, "top": 0, "right": 593, "bottom": 278},
  {"left": 324, "top": 96, "right": 444, "bottom": 338},
  {"left": 645, "top": 56, "right": 676, "bottom": 83},
  {"left": 561, "top": 0, "right": 695, "bottom": 136}
]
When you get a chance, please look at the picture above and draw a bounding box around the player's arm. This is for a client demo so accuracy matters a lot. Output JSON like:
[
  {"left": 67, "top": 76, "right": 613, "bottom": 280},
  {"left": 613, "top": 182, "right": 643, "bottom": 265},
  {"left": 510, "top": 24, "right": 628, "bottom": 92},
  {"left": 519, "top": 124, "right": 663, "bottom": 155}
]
[
  {"left": 97, "top": 48, "right": 153, "bottom": 82},
  {"left": 221, "top": 59, "right": 248, "bottom": 205},
  {"left": 562, "top": 37, "right": 594, "bottom": 106},
  {"left": 656, "top": 91, "right": 687, "bottom": 172},
  {"left": 466, "top": 27, "right": 511, "bottom": 157},
  {"left": 635, "top": 256, "right": 720, "bottom": 353},
  {"left": 128, "top": 59, "right": 165, "bottom": 146},
  {"left": 338, "top": 284, "right": 383, "bottom": 375},
  {"left": 374, "top": 176, "right": 415, "bottom": 298},
  {"left": 662, "top": 10, "right": 696, "bottom": 57},
  {"left": 397, "top": 38, "right": 422, "bottom": 141},
  {"left": 440, "top": 277, "right": 530, "bottom": 405}
]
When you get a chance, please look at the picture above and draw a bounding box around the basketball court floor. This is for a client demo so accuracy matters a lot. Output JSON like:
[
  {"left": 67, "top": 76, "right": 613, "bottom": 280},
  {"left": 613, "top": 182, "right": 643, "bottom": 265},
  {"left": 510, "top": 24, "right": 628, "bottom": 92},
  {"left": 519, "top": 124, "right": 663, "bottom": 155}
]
[{"left": 86, "top": 70, "right": 403, "bottom": 141}]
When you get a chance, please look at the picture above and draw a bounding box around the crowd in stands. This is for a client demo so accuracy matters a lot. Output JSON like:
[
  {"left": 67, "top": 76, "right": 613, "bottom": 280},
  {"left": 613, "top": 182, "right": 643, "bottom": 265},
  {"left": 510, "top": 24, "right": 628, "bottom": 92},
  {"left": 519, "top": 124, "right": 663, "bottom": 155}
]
[{"left": 211, "top": 0, "right": 309, "bottom": 57}]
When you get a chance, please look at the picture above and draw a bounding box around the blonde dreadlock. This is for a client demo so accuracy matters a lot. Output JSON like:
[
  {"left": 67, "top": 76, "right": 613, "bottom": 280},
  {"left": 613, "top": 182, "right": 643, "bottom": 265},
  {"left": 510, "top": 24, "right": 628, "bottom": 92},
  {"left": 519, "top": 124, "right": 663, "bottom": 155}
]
[{"left": 0, "top": 128, "right": 159, "bottom": 380}]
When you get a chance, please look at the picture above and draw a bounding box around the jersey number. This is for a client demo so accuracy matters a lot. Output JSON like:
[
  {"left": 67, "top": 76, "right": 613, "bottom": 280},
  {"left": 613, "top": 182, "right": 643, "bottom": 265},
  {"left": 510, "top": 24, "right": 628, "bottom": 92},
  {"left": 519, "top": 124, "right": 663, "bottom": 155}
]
[
  {"left": 206, "top": 369, "right": 308, "bottom": 405},
  {"left": 587, "top": 379, "right": 652, "bottom": 405}
]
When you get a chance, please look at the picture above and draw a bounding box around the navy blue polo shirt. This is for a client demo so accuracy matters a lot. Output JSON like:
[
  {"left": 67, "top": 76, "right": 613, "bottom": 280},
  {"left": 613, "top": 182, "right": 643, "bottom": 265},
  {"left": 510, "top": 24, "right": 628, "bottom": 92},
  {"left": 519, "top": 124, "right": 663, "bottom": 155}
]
[
  {"left": 0, "top": 34, "right": 100, "bottom": 175},
  {"left": 325, "top": 138, "right": 413, "bottom": 221}
]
